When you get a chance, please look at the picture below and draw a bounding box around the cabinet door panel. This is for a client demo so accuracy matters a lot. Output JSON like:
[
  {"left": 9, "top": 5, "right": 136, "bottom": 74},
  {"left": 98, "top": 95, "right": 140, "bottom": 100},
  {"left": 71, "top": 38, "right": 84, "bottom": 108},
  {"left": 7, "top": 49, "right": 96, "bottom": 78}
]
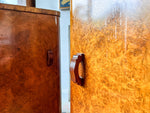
[
  {"left": 71, "top": 0, "right": 150, "bottom": 113},
  {"left": 0, "top": 9, "right": 60, "bottom": 113}
]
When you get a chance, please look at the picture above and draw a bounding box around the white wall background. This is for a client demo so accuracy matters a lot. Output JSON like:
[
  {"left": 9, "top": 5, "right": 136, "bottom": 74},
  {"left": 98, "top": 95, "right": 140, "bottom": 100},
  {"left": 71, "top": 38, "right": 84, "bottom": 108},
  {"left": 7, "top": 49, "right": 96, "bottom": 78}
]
[
  {"left": 0, "top": 0, "right": 26, "bottom": 5},
  {"left": 36, "top": 1, "right": 70, "bottom": 113}
]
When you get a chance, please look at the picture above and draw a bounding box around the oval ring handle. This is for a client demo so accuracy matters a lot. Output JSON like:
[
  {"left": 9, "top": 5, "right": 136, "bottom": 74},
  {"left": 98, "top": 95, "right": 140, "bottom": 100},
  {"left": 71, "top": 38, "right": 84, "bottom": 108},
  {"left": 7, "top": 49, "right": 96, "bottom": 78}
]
[{"left": 70, "top": 53, "right": 85, "bottom": 86}]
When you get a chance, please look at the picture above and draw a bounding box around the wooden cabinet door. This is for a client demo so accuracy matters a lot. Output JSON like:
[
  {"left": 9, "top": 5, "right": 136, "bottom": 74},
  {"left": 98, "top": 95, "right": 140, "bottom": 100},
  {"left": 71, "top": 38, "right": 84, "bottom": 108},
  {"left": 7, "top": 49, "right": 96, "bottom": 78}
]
[
  {"left": 70, "top": 0, "right": 150, "bottom": 113},
  {"left": 0, "top": 7, "right": 60, "bottom": 113}
]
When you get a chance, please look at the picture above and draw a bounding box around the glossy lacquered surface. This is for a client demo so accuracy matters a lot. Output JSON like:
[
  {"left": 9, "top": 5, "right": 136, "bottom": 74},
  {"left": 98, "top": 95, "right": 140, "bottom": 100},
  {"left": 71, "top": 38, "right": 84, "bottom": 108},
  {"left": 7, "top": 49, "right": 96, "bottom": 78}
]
[
  {"left": 71, "top": 0, "right": 150, "bottom": 113},
  {"left": 0, "top": 5, "right": 60, "bottom": 113}
]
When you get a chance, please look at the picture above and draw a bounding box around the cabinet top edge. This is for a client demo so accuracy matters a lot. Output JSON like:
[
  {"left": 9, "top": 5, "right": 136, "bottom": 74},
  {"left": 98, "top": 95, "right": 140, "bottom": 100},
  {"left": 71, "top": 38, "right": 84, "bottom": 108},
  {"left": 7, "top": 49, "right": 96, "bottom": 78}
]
[{"left": 0, "top": 3, "right": 60, "bottom": 17}]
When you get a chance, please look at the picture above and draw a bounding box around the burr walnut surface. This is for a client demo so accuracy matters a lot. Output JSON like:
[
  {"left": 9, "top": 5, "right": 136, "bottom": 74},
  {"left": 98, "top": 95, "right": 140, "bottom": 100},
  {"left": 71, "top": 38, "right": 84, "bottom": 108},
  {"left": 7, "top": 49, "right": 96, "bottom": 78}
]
[
  {"left": 0, "top": 4, "right": 60, "bottom": 113},
  {"left": 71, "top": 0, "right": 150, "bottom": 113}
]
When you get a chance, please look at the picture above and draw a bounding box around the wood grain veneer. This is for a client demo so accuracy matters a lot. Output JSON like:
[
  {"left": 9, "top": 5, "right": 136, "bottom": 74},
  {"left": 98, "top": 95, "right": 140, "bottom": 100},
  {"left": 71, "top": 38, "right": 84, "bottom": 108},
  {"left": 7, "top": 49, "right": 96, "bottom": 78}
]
[
  {"left": 71, "top": 0, "right": 150, "bottom": 113},
  {"left": 0, "top": 4, "right": 60, "bottom": 113}
]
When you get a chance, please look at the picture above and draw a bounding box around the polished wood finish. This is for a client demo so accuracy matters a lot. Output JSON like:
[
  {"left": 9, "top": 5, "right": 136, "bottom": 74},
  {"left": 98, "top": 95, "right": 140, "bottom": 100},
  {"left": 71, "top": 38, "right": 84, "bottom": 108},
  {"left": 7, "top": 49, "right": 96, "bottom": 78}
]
[
  {"left": 0, "top": 3, "right": 60, "bottom": 16},
  {"left": 0, "top": 4, "right": 60, "bottom": 113},
  {"left": 26, "top": 0, "right": 35, "bottom": 7},
  {"left": 70, "top": 53, "right": 85, "bottom": 86},
  {"left": 71, "top": 0, "right": 150, "bottom": 113}
]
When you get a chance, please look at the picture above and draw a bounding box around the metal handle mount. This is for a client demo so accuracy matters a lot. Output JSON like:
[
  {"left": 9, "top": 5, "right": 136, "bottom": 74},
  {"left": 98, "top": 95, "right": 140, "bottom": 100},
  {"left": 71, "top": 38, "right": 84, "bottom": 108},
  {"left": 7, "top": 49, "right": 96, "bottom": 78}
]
[{"left": 47, "top": 50, "right": 53, "bottom": 66}]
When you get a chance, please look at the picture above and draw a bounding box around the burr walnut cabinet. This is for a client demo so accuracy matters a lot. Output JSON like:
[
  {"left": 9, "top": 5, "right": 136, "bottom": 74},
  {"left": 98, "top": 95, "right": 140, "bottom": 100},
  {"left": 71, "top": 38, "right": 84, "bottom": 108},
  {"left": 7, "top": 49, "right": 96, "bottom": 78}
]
[
  {"left": 0, "top": 3, "right": 61, "bottom": 113},
  {"left": 70, "top": 0, "right": 150, "bottom": 113}
]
